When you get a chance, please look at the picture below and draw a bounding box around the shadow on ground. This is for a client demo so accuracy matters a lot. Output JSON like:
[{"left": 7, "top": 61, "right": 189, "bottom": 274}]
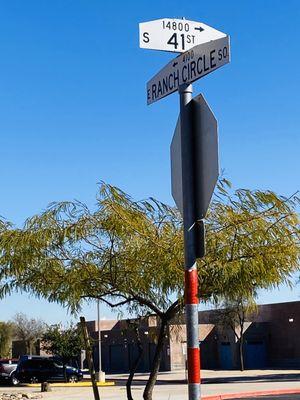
[
  {"left": 203, "top": 372, "right": 300, "bottom": 385},
  {"left": 112, "top": 372, "right": 300, "bottom": 387}
]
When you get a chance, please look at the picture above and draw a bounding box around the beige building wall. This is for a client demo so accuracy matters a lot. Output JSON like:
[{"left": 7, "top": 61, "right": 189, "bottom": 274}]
[{"left": 169, "top": 324, "right": 215, "bottom": 370}]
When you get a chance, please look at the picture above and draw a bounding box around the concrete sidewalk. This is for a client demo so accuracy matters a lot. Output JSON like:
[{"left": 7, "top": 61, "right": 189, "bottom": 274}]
[
  {"left": 106, "top": 368, "right": 300, "bottom": 383},
  {"left": 1, "top": 369, "right": 300, "bottom": 400}
]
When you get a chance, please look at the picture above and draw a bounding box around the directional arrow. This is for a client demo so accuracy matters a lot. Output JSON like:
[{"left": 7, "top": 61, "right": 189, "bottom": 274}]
[
  {"left": 147, "top": 36, "right": 230, "bottom": 105},
  {"left": 139, "top": 18, "right": 227, "bottom": 53}
]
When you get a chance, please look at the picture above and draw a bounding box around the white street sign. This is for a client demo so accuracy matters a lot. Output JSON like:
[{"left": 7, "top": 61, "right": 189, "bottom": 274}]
[
  {"left": 171, "top": 94, "right": 219, "bottom": 219},
  {"left": 139, "top": 18, "right": 227, "bottom": 53},
  {"left": 147, "top": 36, "right": 230, "bottom": 105}
]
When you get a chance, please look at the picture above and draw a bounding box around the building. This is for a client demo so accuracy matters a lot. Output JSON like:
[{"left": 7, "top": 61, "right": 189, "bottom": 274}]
[{"left": 86, "top": 300, "right": 300, "bottom": 372}]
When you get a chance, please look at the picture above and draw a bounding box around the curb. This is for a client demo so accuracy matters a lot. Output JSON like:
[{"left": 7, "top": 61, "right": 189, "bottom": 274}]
[
  {"left": 203, "top": 388, "right": 300, "bottom": 400},
  {"left": 25, "top": 381, "right": 115, "bottom": 388}
]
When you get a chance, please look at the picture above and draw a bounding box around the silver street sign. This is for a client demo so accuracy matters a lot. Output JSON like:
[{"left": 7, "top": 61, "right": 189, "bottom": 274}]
[
  {"left": 147, "top": 36, "right": 230, "bottom": 105},
  {"left": 139, "top": 18, "right": 227, "bottom": 53}
]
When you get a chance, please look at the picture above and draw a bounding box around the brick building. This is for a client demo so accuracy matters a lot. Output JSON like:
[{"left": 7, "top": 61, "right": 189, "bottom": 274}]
[{"left": 86, "top": 300, "right": 300, "bottom": 372}]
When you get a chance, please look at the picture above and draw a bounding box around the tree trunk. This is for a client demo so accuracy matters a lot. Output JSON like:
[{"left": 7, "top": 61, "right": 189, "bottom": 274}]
[
  {"left": 80, "top": 317, "right": 100, "bottom": 400},
  {"left": 238, "top": 311, "right": 245, "bottom": 371},
  {"left": 126, "top": 326, "right": 143, "bottom": 400},
  {"left": 239, "top": 336, "right": 244, "bottom": 371},
  {"left": 143, "top": 319, "right": 167, "bottom": 400},
  {"left": 26, "top": 341, "right": 31, "bottom": 355}
]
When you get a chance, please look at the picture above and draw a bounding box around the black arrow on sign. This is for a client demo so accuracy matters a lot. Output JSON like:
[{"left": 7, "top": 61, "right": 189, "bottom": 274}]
[{"left": 194, "top": 26, "right": 204, "bottom": 32}]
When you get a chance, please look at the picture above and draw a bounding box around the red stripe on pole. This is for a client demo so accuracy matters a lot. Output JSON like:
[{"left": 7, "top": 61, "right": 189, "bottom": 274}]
[
  {"left": 185, "top": 269, "right": 198, "bottom": 304},
  {"left": 187, "top": 348, "right": 200, "bottom": 383}
]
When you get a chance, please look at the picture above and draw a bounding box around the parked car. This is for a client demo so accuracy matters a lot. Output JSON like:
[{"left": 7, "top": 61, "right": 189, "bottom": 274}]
[
  {"left": 0, "top": 359, "right": 19, "bottom": 385},
  {"left": 15, "top": 356, "right": 83, "bottom": 384}
]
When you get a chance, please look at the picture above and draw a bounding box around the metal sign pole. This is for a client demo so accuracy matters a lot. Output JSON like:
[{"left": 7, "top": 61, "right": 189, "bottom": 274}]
[
  {"left": 179, "top": 83, "right": 201, "bottom": 400},
  {"left": 140, "top": 19, "right": 228, "bottom": 400}
]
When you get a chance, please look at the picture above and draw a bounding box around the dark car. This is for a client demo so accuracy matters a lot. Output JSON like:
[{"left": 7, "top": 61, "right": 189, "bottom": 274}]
[
  {"left": 15, "top": 356, "right": 83, "bottom": 384},
  {"left": 0, "top": 359, "right": 19, "bottom": 385}
]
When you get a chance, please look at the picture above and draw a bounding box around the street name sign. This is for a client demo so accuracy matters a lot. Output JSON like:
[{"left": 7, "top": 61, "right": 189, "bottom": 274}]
[
  {"left": 147, "top": 36, "right": 230, "bottom": 105},
  {"left": 139, "top": 18, "right": 227, "bottom": 53},
  {"left": 171, "top": 93, "right": 219, "bottom": 219}
]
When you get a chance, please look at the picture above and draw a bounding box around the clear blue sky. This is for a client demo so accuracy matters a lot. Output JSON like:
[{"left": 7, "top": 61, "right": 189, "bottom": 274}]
[{"left": 0, "top": 0, "right": 299, "bottom": 324}]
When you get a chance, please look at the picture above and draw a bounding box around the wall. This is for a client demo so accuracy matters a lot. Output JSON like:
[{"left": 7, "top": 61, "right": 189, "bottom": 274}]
[
  {"left": 168, "top": 323, "right": 219, "bottom": 370},
  {"left": 253, "top": 302, "right": 300, "bottom": 367},
  {"left": 89, "top": 317, "right": 171, "bottom": 373},
  {"left": 86, "top": 301, "right": 300, "bottom": 372}
]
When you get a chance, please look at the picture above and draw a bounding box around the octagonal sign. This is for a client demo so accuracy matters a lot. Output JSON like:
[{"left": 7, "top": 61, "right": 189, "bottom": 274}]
[{"left": 171, "top": 94, "right": 219, "bottom": 219}]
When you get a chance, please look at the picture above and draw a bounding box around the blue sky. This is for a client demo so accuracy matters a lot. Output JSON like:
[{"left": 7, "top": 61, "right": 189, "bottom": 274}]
[{"left": 0, "top": 0, "right": 299, "bottom": 324}]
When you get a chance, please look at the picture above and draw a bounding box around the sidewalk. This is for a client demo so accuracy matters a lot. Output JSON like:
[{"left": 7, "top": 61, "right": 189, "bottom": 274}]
[
  {"left": 2, "top": 369, "right": 300, "bottom": 400},
  {"left": 107, "top": 368, "right": 300, "bottom": 382},
  {"left": 107, "top": 369, "right": 300, "bottom": 398}
]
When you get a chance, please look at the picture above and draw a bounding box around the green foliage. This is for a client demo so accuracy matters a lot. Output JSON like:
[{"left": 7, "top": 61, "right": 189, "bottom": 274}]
[
  {"left": 0, "top": 181, "right": 299, "bottom": 399},
  {"left": 0, "top": 183, "right": 184, "bottom": 315},
  {"left": 201, "top": 181, "right": 300, "bottom": 302},
  {"left": 0, "top": 181, "right": 299, "bottom": 314},
  {"left": 0, "top": 321, "right": 13, "bottom": 358},
  {"left": 42, "top": 323, "right": 83, "bottom": 363}
]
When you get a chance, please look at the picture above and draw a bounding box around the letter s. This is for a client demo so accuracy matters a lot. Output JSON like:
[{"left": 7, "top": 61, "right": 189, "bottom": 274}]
[{"left": 143, "top": 32, "right": 150, "bottom": 43}]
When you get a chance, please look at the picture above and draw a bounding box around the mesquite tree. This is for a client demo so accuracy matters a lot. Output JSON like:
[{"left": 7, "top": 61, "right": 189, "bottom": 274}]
[{"left": 0, "top": 181, "right": 300, "bottom": 400}]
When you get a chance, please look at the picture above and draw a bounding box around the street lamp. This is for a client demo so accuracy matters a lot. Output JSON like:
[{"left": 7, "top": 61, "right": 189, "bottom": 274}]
[{"left": 97, "top": 299, "right": 105, "bottom": 382}]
